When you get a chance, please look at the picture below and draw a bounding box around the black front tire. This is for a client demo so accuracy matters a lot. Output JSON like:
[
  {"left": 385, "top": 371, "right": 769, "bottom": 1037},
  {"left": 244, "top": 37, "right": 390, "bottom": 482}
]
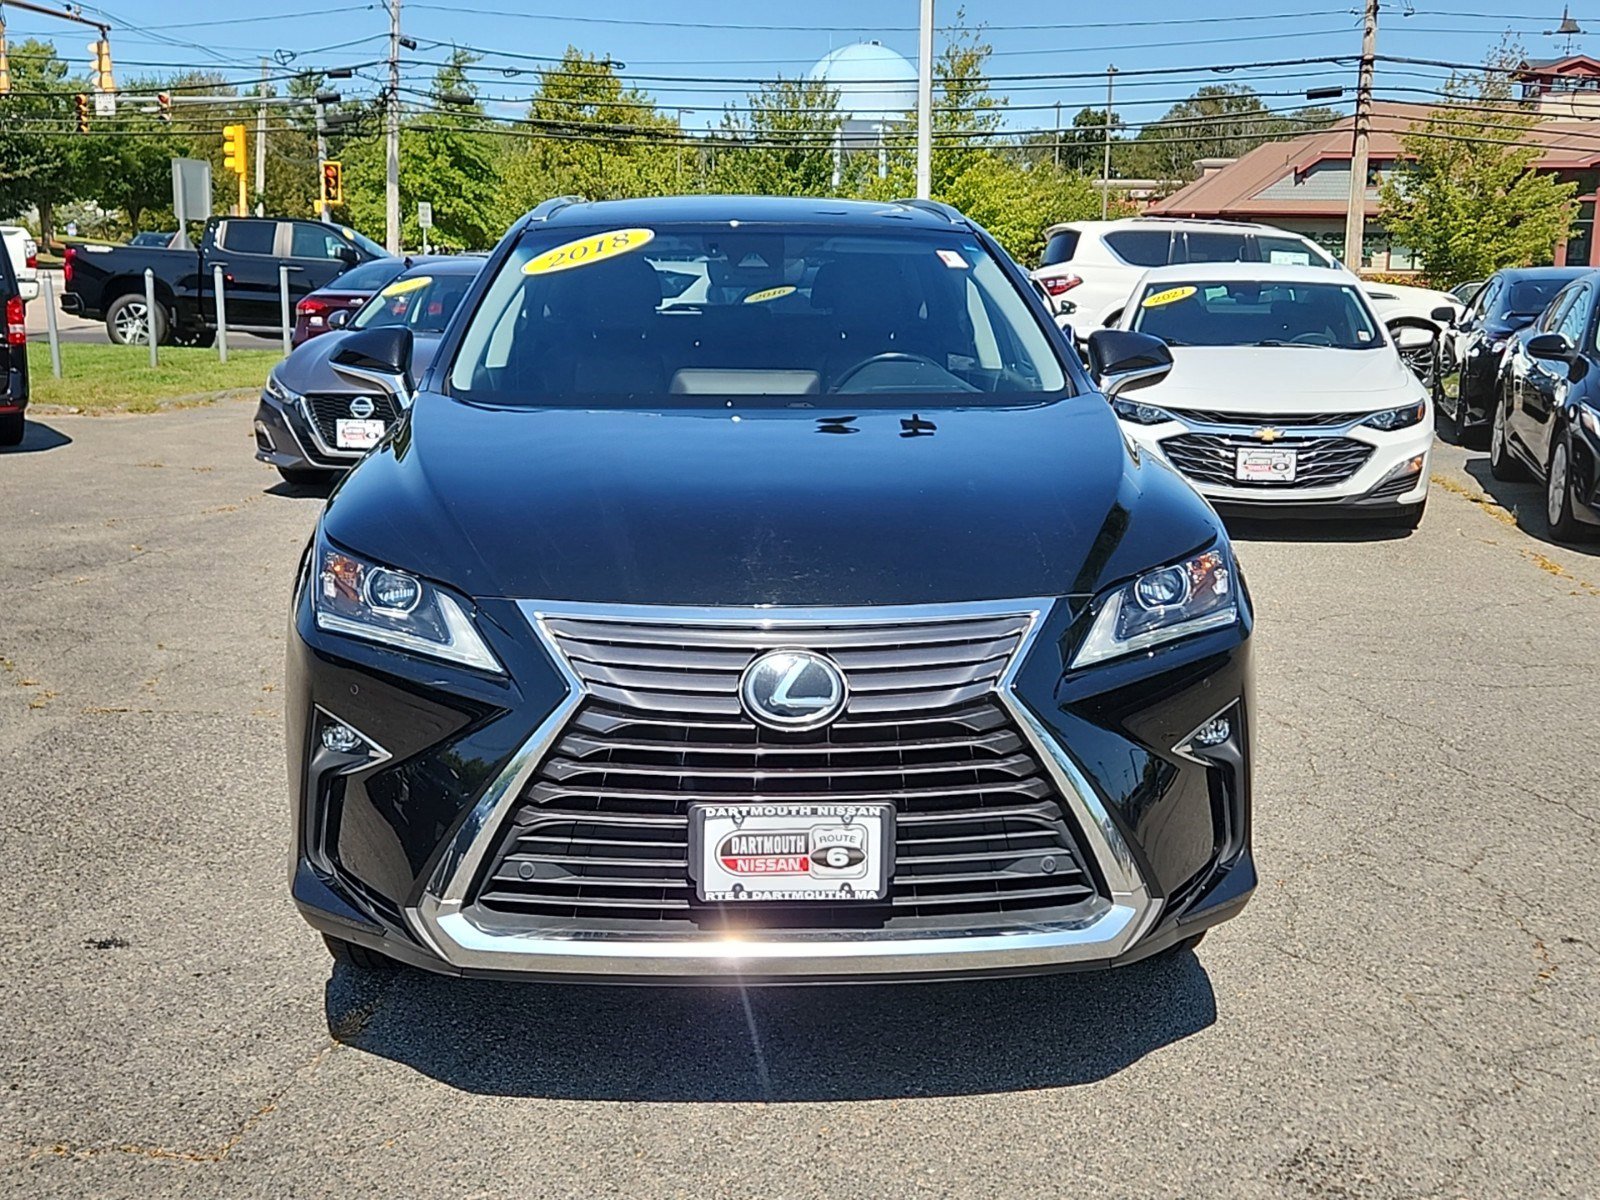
[
  {"left": 322, "top": 934, "right": 399, "bottom": 972},
  {"left": 0, "top": 413, "right": 24, "bottom": 447},
  {"left": 1489, "top": 391, "right": 1529, "bottom": 482},
  {"left": 1546, "top": 437, "right": 1594, "bottom": 542}
]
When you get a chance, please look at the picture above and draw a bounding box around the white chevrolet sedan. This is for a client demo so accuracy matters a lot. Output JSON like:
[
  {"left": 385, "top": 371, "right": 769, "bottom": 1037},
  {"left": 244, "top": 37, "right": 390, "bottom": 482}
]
[{"left": 1105, "top": 263, "right": 1434, "bottom": 529}]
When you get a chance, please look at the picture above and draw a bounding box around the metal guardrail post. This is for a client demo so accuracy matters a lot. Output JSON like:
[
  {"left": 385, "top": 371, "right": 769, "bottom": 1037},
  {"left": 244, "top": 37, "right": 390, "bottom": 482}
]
[
  {"left": 143, "top": 268, "right": 159, "bottom": 368},
  {"left": 213, "top": 264, "right": 229, "bottom": 363},
  {"left": 41, "top": 272, "right": 63, "bottom": 379}
]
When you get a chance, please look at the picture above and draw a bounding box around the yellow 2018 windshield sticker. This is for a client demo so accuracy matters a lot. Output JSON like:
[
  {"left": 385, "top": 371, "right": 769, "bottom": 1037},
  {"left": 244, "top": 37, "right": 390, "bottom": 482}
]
[
  {"left": 379, "top": 275, "right": 432, "bottom": 297},
  {"left": 1142, "top": 285, "right": 1197, "bottom": 308},
  {"left": 523, "top": 228, "right": 655, "bottom": 276},
  {"left": 743, "top": 285, "right": 796, "bottom": 304}
]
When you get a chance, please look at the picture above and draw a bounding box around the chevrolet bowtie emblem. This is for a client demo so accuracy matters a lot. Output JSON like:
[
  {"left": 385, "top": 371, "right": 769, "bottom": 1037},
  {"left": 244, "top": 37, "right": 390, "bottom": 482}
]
[{"left": 1255, "top": 427, "right": 1283, "bottom": 443}]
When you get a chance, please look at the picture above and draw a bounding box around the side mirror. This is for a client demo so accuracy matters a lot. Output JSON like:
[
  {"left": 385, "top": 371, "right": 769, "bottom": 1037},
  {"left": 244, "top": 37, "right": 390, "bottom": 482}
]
[
  {"left": 332, "top": 326, "right": 415, "bottom": 408},
  {"left": 1430, "top": 305, "right": 1457, "bottom": 325},
  {"left": 337, "top": 246, "right": 360, "bottom": 267},
  {"left": 1086, "top": 329, "right": 1174, "bottom": 399},
  {"left": 1392, "top": 325, "right": 1436, "bottom": 350},
  {"left": 1526, "top": 331, "right": 1574, "bottom": 361},
  {"left": 327, "top": 308, "right": 351, "bottom": 330}
]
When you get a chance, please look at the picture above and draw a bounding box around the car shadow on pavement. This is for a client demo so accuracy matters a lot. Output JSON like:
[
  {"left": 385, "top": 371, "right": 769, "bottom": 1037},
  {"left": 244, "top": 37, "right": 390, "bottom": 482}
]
[
  {"left": 1, "top": 420, "right": 72, "bottom": 455},
  {"left": 324, "top": 950, "right": 1216, "bottom": 1101},
  {"left": 264, "top": 478, "right": 336, "bottom": 500},
  {"left": 1464, "top": 460, "right": 1600, "bottom": 557}
]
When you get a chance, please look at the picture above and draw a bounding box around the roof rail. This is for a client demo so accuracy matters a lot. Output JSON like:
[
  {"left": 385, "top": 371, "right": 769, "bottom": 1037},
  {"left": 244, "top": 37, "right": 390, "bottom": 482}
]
[
  {"left": 528, "top": 195, "right": 584, "bottom": 222},
  {"left": 891, "top": 198, "right": 964, "bottom": 224}
]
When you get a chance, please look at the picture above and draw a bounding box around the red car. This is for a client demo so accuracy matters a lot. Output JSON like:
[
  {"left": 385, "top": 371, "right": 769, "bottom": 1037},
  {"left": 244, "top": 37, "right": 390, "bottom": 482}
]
[{"left": 292, "top": 256, "right": 443, "bottom": 346}]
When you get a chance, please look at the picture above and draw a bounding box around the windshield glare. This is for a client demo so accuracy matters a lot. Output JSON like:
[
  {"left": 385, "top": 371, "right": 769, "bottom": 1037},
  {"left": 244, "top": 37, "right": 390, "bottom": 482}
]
[
  {"left": 1130, "top": 280, "right": 1381, "bottom": 350},
  {"left": 448, "top": 226, "right": 1066, "bottom": 404},
  {"left": 1507, "top": 279, "right": 1569, "bottom": 316},
  {"left": 354, "top": 272, "right": 475, "bottom": 334}
]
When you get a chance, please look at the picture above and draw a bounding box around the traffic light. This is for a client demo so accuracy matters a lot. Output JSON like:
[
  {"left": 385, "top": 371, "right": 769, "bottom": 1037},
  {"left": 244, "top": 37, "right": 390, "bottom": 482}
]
[
  {"left": 87, "top": 38, "right": 114, "bottom": 93},
  {"left": 321, "top": 160, "right": 344, "bottom": 207},
  {"left": 75, "top": 93, "right": 90, "bottom": 134},
  {"left": 156, "top": 92, "right": 171, "bottom": 124},
  {"left": 222, "top": 123, "right": 248, "bottom": 175}
]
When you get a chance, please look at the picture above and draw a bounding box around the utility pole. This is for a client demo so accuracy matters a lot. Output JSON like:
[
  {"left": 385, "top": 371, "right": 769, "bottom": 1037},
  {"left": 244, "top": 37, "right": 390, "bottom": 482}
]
[
  {"left": 255, "top": 58, "right": 268, "bottom": 217},
  {"left": 915, "top": 0, "right": 933, "bottom": 200},
  {"left": 1101, "top": 65, "right": 1117, "bottom": 219},
  {"left": 315, "top": 97, "right": 331, "bottom": 222},
  {"left": 1053, "top": 100, "right": 1062, "bottom": 168},
  {"left": 386, "top": 0, "right": 402, "bottom": 253},
  {"left": 1344, "top": 0, "right": 1379, "bottom": 272}
]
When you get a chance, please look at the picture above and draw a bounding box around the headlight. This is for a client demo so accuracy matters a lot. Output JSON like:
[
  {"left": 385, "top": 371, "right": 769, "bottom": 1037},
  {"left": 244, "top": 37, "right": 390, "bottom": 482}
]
[
  {"left": 1580, "top": 404, "right": 1600, "bottom": 439},
  {"left": 1072, "top": 548, "right": 1238, "bottom": 669},
  {"left": 265, "top": 371, "right": 300, "bottom": 404},
  {"left": 1361, "top": 399, "right": 1427, "bottom": 431},
  {"left": 311, "top": 533, "right": 502, "bottom": 673},
  {"left": 1111, "top": 397, "right": 1176, "bottom": 425}
]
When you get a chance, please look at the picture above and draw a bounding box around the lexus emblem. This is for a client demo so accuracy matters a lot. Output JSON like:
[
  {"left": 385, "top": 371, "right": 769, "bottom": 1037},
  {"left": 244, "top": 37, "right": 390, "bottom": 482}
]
[
  {"left": 349, "top": 396, "right": 376, "bottom": 419},
  {"left": 1255, "top": 426, "right": 1283, "bottom": 443},
  {"left": 740, "top": 649, "right": 848, "bottom": 731}
]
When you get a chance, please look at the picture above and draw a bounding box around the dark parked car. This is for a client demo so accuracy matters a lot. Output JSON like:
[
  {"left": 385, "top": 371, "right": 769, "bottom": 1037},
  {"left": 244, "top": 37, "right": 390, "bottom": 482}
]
[
  {"left": 286, "top": 195, "right": 1256, "bottom": 983},
  {"left": 1, "top": 243, "right": 29, "bottom": 446},
  {"left": 256, "top": 256, "right": 482, "bottom": 483},
  {"left": 1492, "top": 272, "right": 1600, "bottom": 540},
  {"left": 1445, "top": 267, "right": 1587, "bottom": 446},
  {"left": 61, "top": 216, "right": 386, "bottom": 347},
  {"left": 292, "top": 255, "right": 437, "bottom": 346}
]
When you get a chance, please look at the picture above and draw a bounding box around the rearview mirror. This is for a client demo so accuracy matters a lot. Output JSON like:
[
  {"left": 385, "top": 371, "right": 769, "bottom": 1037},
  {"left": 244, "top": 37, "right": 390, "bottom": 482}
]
[
  {"left": 1086, "top": 329, "right": 1174, "bottom": 399},
  {"left": 1429, "top": 305, "right": 1457, "bottom": 325},
  {"left": 1526, "top": 332, "right": 1574, "bottom": 361},
  {"left": 1392, "top": 326, "right": 1436, "bottom": 350},
  {"left": 327, "top": 308, "right": 351, "bottom": 330},
  {"left": 332, "top": 326, "right": 415, "bottom": 408},
  {"left": 336, "top": 246, "right": 360, "bottom": 267}
]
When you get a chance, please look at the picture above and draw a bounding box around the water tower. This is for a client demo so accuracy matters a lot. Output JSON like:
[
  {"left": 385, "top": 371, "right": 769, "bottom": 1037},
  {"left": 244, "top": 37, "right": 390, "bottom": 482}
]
[{"left": 809, "top": 41, "right": 918, "bottom": 183}]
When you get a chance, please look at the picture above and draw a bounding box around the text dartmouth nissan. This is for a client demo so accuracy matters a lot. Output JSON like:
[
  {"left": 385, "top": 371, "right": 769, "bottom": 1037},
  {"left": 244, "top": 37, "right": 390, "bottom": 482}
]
[{"left": 289, "top": 195, "right": 1255, "bottom": 983}]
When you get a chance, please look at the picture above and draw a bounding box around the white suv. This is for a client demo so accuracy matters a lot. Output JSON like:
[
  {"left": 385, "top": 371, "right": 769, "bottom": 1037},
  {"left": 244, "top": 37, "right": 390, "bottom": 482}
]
[
  {"left": 0, "top": 227, "right": 39, "bottom": 303},
  {"left": 1032, "top": 218, "right": 1461, "bottom": 379}
]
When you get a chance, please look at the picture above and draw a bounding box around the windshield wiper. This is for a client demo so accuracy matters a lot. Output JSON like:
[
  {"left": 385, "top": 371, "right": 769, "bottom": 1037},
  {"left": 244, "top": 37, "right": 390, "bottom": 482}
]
[{"left": 1253, "top": 339, "right": 1321, "bottom": 348}]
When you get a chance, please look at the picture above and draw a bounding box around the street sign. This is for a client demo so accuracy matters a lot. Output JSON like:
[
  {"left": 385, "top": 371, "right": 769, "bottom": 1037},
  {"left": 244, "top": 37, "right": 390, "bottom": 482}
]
[
  {"left": 417, "top": 201, "right": 433, "bottom": 230},
  {"left": 170, "top": 158, "right": 212, "bottom": 251},
  {"left": 93, "top": 91, "right": 114, "bottom": 117}
]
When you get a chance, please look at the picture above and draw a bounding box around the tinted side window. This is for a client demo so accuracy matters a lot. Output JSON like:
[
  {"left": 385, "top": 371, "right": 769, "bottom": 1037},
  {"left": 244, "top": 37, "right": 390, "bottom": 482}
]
[
  {"left": 1556, "top": 287, "right": 1589, "bottom": 344},
  {"left": 291, "top": 222, "right": 347, "bottom": 260},
  {"left": 1538, "top": 290, "right": 1574, "bottom": 333},
  {"left": 1182, "top": 232, "right": 1250, "bottom": 264},
  {"left": 1103, "top": 230, "right": 1173, "bottom": 267},
  {"left": 1469, "top": 277, "right": 1500, "bottom": 320},
  {"left": 220, "top": 220, "right": 277, "bottom": 256},
  {"left": 1040, "top": 230, "right": 1080, "bottom": 266}
]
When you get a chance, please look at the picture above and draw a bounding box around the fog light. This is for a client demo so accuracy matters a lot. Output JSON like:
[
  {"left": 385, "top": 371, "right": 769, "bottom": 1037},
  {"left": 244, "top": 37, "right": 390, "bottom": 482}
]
[
  {"left": 321, "top": 721, "right": 364, "bottom": 753},
  {"left": 1192, "top": 716, "right": 1231, "bottom": 747}
]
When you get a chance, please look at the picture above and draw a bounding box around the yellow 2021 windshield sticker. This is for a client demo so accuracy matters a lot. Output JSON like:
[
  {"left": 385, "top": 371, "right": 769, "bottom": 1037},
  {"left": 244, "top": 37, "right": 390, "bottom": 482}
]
[
  {"left": 743, "top": 285, "right": 796, "bottom": 304},
  {"left": 379, "top": 275, "right": 432, "bottom": 297},
  {"left": 523, "top": 228, "right": 655, "bottom": 276},
  {"left": 1142, "top": 285, "right": 1197, "bottom": 308}
]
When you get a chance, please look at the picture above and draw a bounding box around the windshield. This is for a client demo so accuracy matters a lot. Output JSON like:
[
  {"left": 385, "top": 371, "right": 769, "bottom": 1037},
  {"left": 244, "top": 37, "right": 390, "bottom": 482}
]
[
  {"left": 1129, "top": 279, "right": 1381, "bottom": 350},
  {"left": 354, "top": 271, "right": 476, "bottom": 334},
  {"left": 448, "top": 225, "right": 1066, "bottom": 404},
  {"left": 341, "top": 227, "right": 390, "bottom": 260},
  {"left": 1507, "top": 279, "right": 1572, "bottom": 317},
  {"left": 331, "top": 257, "right": 409, "bottom": 292}
]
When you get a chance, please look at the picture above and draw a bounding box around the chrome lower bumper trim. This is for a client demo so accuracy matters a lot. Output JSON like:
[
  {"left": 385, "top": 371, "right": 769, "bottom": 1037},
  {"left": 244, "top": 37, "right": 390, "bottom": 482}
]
[{"left": 407, "top": 598, "right": 1157, "bottom": 978}]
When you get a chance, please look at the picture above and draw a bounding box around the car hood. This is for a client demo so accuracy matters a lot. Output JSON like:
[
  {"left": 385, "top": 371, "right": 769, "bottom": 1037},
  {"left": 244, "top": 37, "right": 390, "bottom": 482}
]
[
  {"left": 322, "top": 394, "right": 1223, "bottom": 607},
  {"left": 1147, "top": 346, "right": 1422, "bottom": 411},
  {"left": 274, "top": 327, "right": 446, "bottom": 394}
]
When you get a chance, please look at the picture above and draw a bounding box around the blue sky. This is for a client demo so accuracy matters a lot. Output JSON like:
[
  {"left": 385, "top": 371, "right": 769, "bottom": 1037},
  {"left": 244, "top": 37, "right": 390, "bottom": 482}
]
[{"left": 3, "top": 1, "right": 1585, "bottom": 133}]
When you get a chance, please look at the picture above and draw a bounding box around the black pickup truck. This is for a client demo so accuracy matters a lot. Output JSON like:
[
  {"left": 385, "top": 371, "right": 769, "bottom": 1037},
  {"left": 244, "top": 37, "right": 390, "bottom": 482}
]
[{"left": 61, "top": 216, "right": 388, "bottom": 346}]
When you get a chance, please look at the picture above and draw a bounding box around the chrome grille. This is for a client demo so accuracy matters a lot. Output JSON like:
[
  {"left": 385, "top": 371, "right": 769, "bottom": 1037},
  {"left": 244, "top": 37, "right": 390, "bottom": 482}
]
[
  {"left": 1167, "top": 407, "right": 1369, "bottom": 427},
  {"left": 1160, "top": 432, "right": 1373, "bottom": 489},
  {"left": 470, "top": 610, "right": 1102, "bottom": 930},
  {"left": 304, "top": 391, "right": 399, "bottom": 450}
]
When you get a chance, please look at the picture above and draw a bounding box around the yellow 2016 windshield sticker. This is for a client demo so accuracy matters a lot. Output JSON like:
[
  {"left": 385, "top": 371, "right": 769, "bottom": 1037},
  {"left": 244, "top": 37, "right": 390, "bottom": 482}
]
[
  {"left": 1142, "top": 285, "right": 1198, "bottom": 308},
  {"left": 379, "top": 275, "right": 432, "bottom": 297},
  {"left": 523, "top": 228, "right": 655, "bottom": 276},
  {"left": 743, "top": 285, "right": 796, "bottom": 304}
]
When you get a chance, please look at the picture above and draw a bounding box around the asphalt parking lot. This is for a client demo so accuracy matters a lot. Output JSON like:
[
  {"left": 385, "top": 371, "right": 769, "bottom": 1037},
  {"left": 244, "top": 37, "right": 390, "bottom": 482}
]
[{"left": 2, "top": 399, "right": 1597, "bottom": 1198}]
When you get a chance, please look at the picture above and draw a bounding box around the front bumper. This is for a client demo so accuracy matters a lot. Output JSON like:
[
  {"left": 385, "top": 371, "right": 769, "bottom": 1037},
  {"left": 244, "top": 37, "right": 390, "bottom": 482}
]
[
  {"left": 254, "top": 387, "right": 357, "bottom": 477},
  {"left": 289, "top": 590, "right": 1255, "bottom": 984},
  {"left": 1124, "top": 413, "right": 1432, "bottom": 516}
]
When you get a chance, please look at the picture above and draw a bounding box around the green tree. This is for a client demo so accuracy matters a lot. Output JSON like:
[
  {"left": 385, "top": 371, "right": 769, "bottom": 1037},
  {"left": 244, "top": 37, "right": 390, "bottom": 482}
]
[
  {"left": 1125, "top": 85, "right": 1336, "bottom": 181},
  {"left": 1379, "top": 71, "right": 1577, "bottom": 284},
  {"left": 709, "top": 76, "right": 843, "bottom": 196},
  {"left": 0, "top": 39, "right": 81, "bottom": 242}
]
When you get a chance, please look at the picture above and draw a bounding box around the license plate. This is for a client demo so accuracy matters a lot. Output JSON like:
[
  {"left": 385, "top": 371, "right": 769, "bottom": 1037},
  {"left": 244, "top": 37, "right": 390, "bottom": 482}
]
[
  {"left": 689, "top": 802, "right": 894, "bottom": 903},
  {"left": 335, "top": 418, "right": 386, "bottom": 450},
  {"left": 1235, "top": 446, "right": 1297, "bottom": 483}
]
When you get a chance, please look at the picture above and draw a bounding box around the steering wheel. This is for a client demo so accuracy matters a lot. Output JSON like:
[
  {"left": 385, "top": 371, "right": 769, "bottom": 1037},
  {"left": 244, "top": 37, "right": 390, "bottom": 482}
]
[{"left": 830, "top": 351, "right": 947, "bottom": 392}]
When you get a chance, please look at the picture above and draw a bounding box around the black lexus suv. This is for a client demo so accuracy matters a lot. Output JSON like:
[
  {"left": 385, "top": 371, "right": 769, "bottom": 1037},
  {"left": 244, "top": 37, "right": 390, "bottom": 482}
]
[{"left": 289, "top": 195, "right": 1255, "bottom": 983}]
